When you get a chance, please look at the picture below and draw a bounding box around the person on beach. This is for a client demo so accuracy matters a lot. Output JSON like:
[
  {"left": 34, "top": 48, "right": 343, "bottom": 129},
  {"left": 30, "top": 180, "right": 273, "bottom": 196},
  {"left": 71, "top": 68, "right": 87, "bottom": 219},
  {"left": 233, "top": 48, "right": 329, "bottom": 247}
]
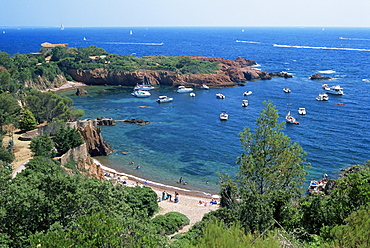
[
  {"left": 162, "top": 191, "right": 167, "bottom": 200},
  {"left": 167, "top": 192, "right": 172, "bottom": 201},
  {"left": 174, "top": 192, "right": 179, "bottom": 203}
]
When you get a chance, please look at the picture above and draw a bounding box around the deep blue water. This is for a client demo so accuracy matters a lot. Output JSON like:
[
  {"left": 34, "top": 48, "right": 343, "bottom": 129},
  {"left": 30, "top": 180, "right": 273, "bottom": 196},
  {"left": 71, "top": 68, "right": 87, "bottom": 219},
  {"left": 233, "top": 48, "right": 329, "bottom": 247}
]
[{"left": 1, "top": 27, "right": 370, "bottom": 194}]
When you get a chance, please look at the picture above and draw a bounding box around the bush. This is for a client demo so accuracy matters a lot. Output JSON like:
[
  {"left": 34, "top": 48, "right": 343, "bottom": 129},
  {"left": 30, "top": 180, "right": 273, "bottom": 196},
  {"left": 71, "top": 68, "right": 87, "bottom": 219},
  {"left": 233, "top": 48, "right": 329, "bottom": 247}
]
[
  {"left": 54, "top": 126, "right": 84, "bottom": 155},
  {"left": 152, "top": 212, "right": 190, "bottom": 235},
  {"left": 30, "top": 134, "right": 56, "bottom": 158}
]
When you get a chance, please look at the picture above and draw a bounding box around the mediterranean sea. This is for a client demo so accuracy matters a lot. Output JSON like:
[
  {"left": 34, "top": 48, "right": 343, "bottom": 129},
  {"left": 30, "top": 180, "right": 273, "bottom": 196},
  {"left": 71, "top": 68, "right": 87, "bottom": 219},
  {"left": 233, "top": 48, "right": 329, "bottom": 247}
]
[{"left": 1, "top": 26, "right": 370, "bottom": 194}]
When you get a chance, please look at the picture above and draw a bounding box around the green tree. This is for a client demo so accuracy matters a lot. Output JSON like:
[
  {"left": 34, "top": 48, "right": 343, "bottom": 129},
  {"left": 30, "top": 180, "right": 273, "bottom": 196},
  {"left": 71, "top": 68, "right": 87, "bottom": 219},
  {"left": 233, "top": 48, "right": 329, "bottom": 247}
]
[
  {"left": 183, "top": 219, "right": 281, "bottom": 248},
  {"left": 0, "top": 146, "right": 15, "bottom": 165},
  {"left": 24, "top": 89, "right": 74, "bottom": 123},
  {"left": 0, "top": 93, "right": 21, "bottom": 134},
  {"left": 220, "top": 101, "right": 308, "bottom": 233},
  {"left": 30, "top": 134, "right": 56, "bottom": 158},
  {"left": 19, "top": 108, "right": 37, "bottom": 132},
  {"left": 50, "top": 46, "right": 68, "bottom": 62},
  {"left": 0, "top": 52, "right": 14, "bottom": 69},
  {"left": 0, "top": 70, "right": 13, "bottom": 93},
  {"left": 30, "top": 212, "right": 124, "bottom": 247},
  {"left": 54, "top": 126, "right": 84, "bottom": 155},
  {"left": 330, "top": 206, "right": 370, "bottom": 248},
  {"left": 300, "top": 161, "right": 370, "bottom": 237}
]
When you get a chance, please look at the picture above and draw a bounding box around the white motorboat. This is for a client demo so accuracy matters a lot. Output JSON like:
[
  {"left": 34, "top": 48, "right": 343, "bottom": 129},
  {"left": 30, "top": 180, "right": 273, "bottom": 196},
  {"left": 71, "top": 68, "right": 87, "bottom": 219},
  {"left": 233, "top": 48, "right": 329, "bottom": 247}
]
[
  {"left": 220, "top": 111, "right": 228, "bottom": 121},
  {"left": 131, "top": 90, "right": 151, "bottom": 98},
  {"left": 243, "top": 91, "right": 252, "bottom": 96},
  {"left": 283, "top": 88, "right": 291, "bottom": 93},
  {"left": 322, "top": 84, "right": 344, "bottom": 95},
  {"left": 298, "top": 107, "right": 306, "bottom": 115},
  {"left": 286, "top": 111, "right": 298, "bottom": 124},
  {"left": 316, "top": 93, "right": 329, "bottom": 101},
  {"left": 200, "top": 84, "right": 209, "bottom": 90},
  {"left": 177, "top": 86, "right": 193, "bottom": 93},
  {"left": 242, "top": 100, "right": 249, "bottom": 107},
  {"left": 216, "top": 93, "right": 225, "bottom": 99},
  {"left": 156, "top": 95, "right": 173, "bottom": 103},
  {"left": 134, "top": 84, "right": 155, "bottom": 91},
  {"left": 190, "top": 92, "right": 196, "bottom": 97}
]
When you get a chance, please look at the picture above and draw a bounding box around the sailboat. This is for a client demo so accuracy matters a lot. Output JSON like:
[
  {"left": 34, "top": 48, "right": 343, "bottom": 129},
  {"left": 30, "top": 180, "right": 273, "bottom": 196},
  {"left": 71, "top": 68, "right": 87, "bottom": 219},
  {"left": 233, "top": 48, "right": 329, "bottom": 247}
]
[
  {"left": 60, "top": 24, "right": 65, "bottom": 30},
  {"left": 129, "top": 30, "right": 133, "bottom": 35},
  {"left": 286, "top": 96, "right": 299, "bottom": 124},
  {"left": 285, "top": 111, "right": 296, "bottom": 124}
]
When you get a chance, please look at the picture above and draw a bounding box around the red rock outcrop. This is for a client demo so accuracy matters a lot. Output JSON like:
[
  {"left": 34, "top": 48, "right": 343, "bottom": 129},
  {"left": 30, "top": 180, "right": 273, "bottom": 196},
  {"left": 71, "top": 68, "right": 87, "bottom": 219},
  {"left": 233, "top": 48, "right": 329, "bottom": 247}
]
[
  {"left": 66, "top": 56, "right": 271, "bottom": 87},
  {"left": 78, "top": 124, "right": 114, "bottom": 157}
]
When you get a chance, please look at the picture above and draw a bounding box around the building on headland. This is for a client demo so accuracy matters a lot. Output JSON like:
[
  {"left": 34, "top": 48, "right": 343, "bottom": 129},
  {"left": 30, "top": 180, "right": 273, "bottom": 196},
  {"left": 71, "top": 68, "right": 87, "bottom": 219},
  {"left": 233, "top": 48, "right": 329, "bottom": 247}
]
[{"left": 40, "top": 42, "right": 68, "bottom": 53}]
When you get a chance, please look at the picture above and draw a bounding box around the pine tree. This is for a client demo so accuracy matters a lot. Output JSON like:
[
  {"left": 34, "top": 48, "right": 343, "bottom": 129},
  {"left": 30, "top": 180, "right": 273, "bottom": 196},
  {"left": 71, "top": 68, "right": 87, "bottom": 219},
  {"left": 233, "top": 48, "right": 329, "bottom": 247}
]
[
  {"left": 19, "top": 109, "right": 37, "bottom": 132},
  {"left": 220, "top": 101, "right": 309, "bottom": 233}
]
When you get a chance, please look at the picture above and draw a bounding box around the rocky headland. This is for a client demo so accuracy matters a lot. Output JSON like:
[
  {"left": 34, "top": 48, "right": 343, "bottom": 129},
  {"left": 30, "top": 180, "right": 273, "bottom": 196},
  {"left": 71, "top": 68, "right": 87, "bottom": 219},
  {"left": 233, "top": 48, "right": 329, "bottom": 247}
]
[{"left": 66, "top": 56, "right": 284, "bottom": 87}]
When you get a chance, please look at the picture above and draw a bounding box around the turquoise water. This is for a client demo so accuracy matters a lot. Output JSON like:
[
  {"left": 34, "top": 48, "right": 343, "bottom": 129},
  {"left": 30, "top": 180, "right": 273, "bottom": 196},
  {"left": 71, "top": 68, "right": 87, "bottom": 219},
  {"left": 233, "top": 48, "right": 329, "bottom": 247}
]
[{"left": 2, "top": 27, "right": 370, "bottom": 194}]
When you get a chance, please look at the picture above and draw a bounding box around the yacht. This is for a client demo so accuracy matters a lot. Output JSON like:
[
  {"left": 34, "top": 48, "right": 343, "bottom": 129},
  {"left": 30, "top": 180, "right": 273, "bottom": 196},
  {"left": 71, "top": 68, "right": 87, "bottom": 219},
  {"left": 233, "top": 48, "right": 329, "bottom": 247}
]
[
  {"left": 200, "top": 84, "right": 210, "bottom": 90},
  {"left": 298, "top": 108, "right": 306, "bottom": 115},
  {"left": 242, "top": 100, "right": 249, "bottom": 107},
  {"left": 216, "top": 93, "right": 225, "bottom": 99},
  {"left": 177, "top": 86, "right": 193, "bottom": 93},
  {"left": 283, "top": 88, "right": 291, "bottom": 93},
  {"left": 156, "top": 95, "right": 173, "bottom": 103},
  {"left": 322, "top": 84, "right": 344, "bottom": 95},
  {"left": 190, "top": 92, "right": 196, "bottom": 97},
  {"left": 316, "top": 93, "right": 329, "bottom": 101},
  {"left": 134, "top": 84, "right": 155, "bottom": 91},
  {"left": 243, "top": 91, "right": 252, "bottom": 96},
  {"left": 220, "top": 111, "right": 228, "bottom": 121},
  {"left": 131, "top": 90, "right": 151, "bottom": 98}
]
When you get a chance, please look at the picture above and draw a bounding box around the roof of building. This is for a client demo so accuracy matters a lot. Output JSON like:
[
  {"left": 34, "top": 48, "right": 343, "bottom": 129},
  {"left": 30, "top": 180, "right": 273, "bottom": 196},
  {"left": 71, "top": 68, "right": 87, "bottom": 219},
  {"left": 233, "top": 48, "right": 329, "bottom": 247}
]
[{"left": 41, "top": 42, "right": 68, "bottom": 48}]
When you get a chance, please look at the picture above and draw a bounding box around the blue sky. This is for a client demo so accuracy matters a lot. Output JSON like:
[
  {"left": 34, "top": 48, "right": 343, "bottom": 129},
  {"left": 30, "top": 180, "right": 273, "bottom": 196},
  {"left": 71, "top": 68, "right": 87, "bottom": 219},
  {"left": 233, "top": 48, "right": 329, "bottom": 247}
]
[{"left": 1, "top": 0, "right": 370, "bottom": 27}]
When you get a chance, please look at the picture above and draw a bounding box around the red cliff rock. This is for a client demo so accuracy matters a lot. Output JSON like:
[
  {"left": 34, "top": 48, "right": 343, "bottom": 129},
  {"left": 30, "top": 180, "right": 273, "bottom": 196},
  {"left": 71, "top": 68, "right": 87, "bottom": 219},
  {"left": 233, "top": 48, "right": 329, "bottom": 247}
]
[{"left": 67, "top": 56, "right": 271, "bottom": 87}]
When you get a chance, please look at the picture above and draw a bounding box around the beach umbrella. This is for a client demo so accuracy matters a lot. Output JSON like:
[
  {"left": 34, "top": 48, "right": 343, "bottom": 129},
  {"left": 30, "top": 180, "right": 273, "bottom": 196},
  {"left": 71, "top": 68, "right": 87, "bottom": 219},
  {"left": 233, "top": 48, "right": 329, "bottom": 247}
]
[{"left": 212, "top": 194, "right": 220, "bottom": 199}]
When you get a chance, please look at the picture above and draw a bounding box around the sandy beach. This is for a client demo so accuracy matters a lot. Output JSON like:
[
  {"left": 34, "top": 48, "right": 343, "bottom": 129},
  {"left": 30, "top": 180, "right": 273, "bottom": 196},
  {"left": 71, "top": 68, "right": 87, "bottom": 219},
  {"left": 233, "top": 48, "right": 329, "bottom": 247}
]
[
  {"left": 7, "top": 133, "right": 217, "bottom": 233},
  {"left": 42, "top": 81, "right": 87, "bottom": 92},
  {"left": 6, "top": 79, "right": 219, "bottom": 232}
]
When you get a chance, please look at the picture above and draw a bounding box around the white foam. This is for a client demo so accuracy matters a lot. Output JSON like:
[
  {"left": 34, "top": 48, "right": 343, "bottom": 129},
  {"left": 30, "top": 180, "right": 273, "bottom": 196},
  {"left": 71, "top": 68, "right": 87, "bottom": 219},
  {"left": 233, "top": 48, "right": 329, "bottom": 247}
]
[
  {"left": 104, "top": 42, "right": 164, "bottom": 46},
  {"left": 236, "top": 40, "right": 261, "bottom": 44},
  {"left": 318, "top": 70, "right": 336, "bottom": 74},
  {"left": 273, "top": 44, "right": 370, "bottom": 52},
  {"left": 339, "top": 37, "right": 370, "bottom": 41},
  {"left": 250, "top": 63, "right": 261, "bottom": 67}
]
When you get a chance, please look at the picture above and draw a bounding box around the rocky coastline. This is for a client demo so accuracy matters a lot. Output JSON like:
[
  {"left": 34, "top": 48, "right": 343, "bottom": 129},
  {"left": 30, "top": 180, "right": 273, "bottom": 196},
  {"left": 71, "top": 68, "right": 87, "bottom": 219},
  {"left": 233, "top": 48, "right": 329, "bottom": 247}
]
[{"left": 66, "top": 56, "right": 288, "bottom": 87}]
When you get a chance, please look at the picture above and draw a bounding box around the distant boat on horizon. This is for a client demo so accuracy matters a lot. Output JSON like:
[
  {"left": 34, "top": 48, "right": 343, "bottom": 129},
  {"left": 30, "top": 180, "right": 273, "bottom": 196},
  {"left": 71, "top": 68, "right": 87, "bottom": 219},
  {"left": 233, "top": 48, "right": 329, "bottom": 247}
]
[
  {"left": 83, "top": 37, "right": 87, "bottom": 41},
  {"left": 130, "top": 30, "right": 133, "bottom": 35},
  {"left": 61, "top": 24, "right": 64, "bottom": 30}
]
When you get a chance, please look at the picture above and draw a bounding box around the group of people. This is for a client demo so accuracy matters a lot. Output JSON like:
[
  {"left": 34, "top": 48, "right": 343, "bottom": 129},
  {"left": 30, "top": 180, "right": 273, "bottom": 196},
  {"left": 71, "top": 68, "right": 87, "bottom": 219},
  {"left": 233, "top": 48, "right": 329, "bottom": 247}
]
[
  {"left": 161, "top": 191, "right": 179, "bottom": 203},
  {"left": 177, "top": 177, "right": 188, "bottom": 185},
  {"left": 198, "top": 198, "right": 218, "bottom": 206}
]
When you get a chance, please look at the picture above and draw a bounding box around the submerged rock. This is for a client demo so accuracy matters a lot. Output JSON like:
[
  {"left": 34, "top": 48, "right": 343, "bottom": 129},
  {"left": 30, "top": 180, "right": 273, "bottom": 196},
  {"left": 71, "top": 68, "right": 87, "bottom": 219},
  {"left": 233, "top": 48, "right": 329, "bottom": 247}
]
[{"left": 123, "top": 119, "right": 151, "bottom": 125}]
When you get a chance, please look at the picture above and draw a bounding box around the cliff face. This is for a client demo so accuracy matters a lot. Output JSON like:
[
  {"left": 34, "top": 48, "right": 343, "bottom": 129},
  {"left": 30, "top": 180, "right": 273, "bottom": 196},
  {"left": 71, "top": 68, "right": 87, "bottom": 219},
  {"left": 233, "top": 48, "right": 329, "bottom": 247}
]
[
  {"left": 78, "top": 124, "right": 114, "bottom": 157},
  {"left": 66, "top": 56, "right": 272, "bottom": 87},
  {"left": 60, "top": 143, "right": 105, "bottom": 180},
  {"left": 25, "top": 74, "right": 68, "bottom": 91}
]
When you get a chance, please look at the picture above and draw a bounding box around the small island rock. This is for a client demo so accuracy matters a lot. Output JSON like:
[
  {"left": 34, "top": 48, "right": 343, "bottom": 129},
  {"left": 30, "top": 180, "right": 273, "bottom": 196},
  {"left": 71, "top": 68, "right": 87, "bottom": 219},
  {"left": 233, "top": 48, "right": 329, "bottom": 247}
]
[{"left": 310, "top": 74, "right": 332, "bottom": 80}]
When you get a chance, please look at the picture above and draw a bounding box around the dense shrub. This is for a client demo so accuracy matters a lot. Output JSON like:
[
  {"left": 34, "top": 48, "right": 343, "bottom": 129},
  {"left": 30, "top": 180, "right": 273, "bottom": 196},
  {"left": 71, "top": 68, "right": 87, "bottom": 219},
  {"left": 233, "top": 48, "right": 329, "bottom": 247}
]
[
  {"left": 152, "top": 212, "right": 190, "bottom": 235},
  {"left": 54, "top": 126, "right": 84, "bottom": 155}
]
